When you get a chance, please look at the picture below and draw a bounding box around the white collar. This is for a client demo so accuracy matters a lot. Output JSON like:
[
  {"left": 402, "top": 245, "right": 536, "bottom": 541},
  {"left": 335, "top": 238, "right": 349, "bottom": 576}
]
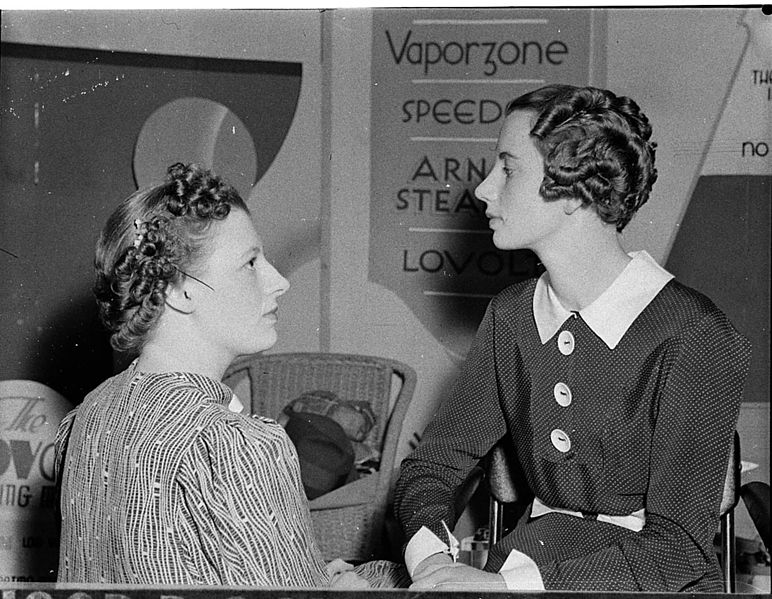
[{"left": 533, "top": 250, "right": 674, "bottom": 349}]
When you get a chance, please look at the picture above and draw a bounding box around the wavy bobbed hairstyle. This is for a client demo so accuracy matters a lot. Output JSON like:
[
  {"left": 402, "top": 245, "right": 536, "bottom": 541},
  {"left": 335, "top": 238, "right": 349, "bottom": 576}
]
[
  {"left": 94, "top": 163, "right": 248, "bottom": 352},
  {"left": 507, "top": 84, "right": 658, "bottom": 231}
]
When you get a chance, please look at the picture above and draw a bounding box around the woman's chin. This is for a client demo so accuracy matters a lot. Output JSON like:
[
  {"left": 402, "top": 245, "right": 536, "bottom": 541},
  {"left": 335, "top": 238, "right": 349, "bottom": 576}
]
[
  {"left": 245, "top": 330, "right": 278, "bottom": 355},
  {"left": 491, "top": 232, "right": 513, "bottom": 251}
]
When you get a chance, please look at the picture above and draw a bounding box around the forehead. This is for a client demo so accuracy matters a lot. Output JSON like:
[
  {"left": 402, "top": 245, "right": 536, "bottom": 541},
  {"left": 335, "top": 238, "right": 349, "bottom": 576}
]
[
  {"left": 207, "top": 209, "right": 261, "bottom": 259},
  {"left": 497, "top": 110, "right": 538, "bottom": 153}
]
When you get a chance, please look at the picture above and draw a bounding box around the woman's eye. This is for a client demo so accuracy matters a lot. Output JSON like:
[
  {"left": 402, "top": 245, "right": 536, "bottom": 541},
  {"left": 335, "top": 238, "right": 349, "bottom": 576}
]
[
  {"left": 247, "top": 257, "right": 257, "bottom": 269},
  {"left": 503, "top": 166, "right": 514, "bottom": 177}
]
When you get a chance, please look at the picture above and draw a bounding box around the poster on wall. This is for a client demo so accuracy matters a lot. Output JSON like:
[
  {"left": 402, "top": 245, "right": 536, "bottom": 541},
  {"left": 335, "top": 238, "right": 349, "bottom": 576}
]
[
  {"left": 0, "top": 41, "right": 303, "bottom": 581},
  {"left": 666, "top": 8, "right": 771, "bottom": 408},
  {"left": 369, "top": 8, "right": 599, "bottom": 357},
  {"left": 0, "top": 382, "right": 72, "bottom": 582},
  {"left": 0, "top": 42, "right": 302, "bottom": 398}
]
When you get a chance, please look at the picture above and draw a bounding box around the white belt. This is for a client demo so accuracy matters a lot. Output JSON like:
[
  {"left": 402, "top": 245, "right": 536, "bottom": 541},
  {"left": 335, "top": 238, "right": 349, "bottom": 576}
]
[{"left": 531, "top": 497, "right": 646, "bottom": 532}]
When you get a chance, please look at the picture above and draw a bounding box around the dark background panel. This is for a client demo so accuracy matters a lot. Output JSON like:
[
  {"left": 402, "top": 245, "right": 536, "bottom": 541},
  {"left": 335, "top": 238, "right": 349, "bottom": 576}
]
[
  {"left": 666, "top": 175, "right": 771, "bottom": 405},
  {"left": 0, "top": 43, "right": 302, "bottom": 403}
]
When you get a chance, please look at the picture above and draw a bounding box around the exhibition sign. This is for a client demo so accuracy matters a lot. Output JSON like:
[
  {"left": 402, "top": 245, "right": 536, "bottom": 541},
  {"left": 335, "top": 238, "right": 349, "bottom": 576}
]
[
  {"left": 0, "top": 381, "right": 71, "bottom": 582},
  {"left": 370, "top": 9, "right": 595, "bottom": 356}
]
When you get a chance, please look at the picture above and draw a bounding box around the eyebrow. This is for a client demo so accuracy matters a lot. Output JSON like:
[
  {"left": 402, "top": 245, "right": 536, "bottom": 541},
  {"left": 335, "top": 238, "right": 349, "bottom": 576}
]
[
  {"left": 239, "top": 245, "right": 261, "bottom": 260},
  {"left": 498, "top": 151, "right": 519, "bottom": 161}
]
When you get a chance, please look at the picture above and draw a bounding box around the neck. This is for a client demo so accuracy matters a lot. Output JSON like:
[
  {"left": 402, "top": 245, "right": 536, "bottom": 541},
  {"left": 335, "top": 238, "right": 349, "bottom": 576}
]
[
  {"left": 535, "top": 226, "right": 631, "bottom": 312},
  {"left": 136, "top": 319, "right": 232, "bottom": 381}
]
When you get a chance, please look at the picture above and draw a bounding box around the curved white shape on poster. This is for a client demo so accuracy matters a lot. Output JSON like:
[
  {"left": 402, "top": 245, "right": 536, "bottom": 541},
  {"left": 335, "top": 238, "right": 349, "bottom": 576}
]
[
  {"left": 0, "top": 380, "right": 72, "bottom": 582},
  {"left": 133, "top": 97, "right": 258, "bottom": 199}
]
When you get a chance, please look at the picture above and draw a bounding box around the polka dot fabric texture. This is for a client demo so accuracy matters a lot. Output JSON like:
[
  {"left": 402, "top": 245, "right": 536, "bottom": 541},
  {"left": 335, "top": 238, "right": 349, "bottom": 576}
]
[{"left": 394, "top": 277, "right": 751, "bottom": 592}]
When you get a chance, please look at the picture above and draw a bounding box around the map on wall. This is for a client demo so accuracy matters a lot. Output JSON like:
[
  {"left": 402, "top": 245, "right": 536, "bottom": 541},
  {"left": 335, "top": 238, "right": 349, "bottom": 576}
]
[{"left": 369, "top": 9, "right": 598, "bottom": 357}]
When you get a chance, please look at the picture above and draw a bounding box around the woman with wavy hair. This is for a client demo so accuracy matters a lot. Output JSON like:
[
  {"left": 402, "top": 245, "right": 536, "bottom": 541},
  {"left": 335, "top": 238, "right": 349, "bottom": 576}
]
[
  {"left": 54, "top": 163, "right": 400, "bottom": 588},
  {"left": 394, "top": 85, "right": 751, "bottom": 592}
]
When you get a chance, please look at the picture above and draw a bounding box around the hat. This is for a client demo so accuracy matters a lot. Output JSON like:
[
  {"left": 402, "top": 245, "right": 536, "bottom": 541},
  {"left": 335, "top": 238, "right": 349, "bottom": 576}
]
[
  {"left": 284, "top": 412, "right": 356, "bottom": 499},
  {"left": 284, "top": 390, "right": 376, "bottom": 442}
]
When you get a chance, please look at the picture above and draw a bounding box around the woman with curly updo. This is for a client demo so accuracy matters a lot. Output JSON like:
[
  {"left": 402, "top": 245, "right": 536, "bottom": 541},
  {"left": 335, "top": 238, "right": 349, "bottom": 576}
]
[
  {"left": 395, "top": 85, "right": 751, "bottom": 592},
  {"left": 54, "top": 163, "right": 395, "bottom": 588}
]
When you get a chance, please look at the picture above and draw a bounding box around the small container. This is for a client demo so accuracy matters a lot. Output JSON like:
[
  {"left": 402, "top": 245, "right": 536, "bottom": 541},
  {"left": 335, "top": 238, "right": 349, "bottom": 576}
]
[{"left": 459, "top": 527, "right": 489, "bottom": 569}]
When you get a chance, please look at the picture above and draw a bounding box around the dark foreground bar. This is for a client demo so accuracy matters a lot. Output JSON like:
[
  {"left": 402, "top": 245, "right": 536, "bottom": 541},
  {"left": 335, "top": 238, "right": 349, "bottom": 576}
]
[{"left": 1, "top": 585, "right": 768, "bottom": 599}]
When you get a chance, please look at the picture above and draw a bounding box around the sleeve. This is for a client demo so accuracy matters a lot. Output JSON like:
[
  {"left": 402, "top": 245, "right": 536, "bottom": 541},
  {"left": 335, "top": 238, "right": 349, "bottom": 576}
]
[
  {"left": 536, "top": 310, "right": 751, "bottom": 591},
  {"left": 176, "top": 414, "right": 330, "bottom": 587},
  {"left": 54, "top": 408, "right": 78, "bottom": 484},
  {"left": 499, "top": 549, "right": 545, "bottom": 590},
  {"left": 393, "top": 298, "right": 509, "bottom": 557}
]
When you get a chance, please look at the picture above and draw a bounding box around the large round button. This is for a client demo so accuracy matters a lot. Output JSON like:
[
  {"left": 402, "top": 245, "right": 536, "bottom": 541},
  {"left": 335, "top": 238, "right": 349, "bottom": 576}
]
[
  {"left": 550, "top": 429, "right": 572, "bottom": 453},
  {"left": 553, "top": 382, "right": 572, "bottom": 407},
  {"left": 557, "top": 330, "right": 575, "bottom": 355}
]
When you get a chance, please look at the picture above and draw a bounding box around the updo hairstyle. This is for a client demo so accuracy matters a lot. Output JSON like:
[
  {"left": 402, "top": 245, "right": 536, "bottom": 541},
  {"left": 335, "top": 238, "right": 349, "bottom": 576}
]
[
  {"left": 507, "top": 84, "right": 658, "bottom": 231},
  {"left": 94, "top": 163, "right": 248, "bottom": 352}
]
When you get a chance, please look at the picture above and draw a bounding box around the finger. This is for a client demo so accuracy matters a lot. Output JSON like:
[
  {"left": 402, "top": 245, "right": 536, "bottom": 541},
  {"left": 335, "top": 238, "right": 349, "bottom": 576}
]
[
  {"left": 325, "top": 558, "right": 353, "bottom": 576},
  {"left": 334, "top": 572, "right": 370, "bottom": 589},
  {"left": 410, "top": 570, "right": 449, "bottom": 589},
  {"left": 409, "top": 579, "right": 432, "bottom": 590}
]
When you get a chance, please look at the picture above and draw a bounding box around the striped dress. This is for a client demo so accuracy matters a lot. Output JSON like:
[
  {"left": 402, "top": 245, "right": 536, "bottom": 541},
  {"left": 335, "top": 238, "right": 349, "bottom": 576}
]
[{"left": 55, "top": 362, "right": 330, "bottom": 586}]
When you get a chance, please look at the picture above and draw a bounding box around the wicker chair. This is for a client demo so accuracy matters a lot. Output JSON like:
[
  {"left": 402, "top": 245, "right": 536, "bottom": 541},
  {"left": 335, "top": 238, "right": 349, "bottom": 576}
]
[{"left": 223, "top": 352, "right": 416, "bottom": 562}]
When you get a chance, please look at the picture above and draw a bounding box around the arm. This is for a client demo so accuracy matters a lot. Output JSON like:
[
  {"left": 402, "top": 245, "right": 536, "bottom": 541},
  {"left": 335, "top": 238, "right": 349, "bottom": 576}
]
[
  {"left": 53, "top": 407, "right": 79, "bottom": 527},
  {"left": 535, "top": 311, "right": 750, "bottom": 591},
  {"left": 178, "top": 414, "right": 329, "bottom": 587},
  {"left": 54, "top": 408, "right": 78, "bottom": 485},
  {"left": 393, "top": 299, "right": 509, "bottom": 573}
]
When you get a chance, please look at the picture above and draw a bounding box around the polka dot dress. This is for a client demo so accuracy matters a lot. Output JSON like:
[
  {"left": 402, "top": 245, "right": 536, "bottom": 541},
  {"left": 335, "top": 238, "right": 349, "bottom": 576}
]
[{"left": 394, "top": 277, "right": 751, "bottom": 592}]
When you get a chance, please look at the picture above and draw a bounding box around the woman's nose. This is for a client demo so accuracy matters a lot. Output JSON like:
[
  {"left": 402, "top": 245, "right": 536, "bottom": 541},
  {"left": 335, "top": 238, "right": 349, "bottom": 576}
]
[
  {"left": 266, "top": 261, "right": 290, "bottom": 296},
  {"left": 475, "top": 171, "right": 495, "bottom": 207}
]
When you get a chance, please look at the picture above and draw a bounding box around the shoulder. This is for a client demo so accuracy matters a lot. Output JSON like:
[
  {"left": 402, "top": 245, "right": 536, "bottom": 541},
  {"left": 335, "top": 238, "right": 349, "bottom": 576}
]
[
  {"left": 75, "top": 369, "right": 126, "bottom": 412},
  {"left": 656, "top": 279, "right": 725, "bottom": 319},
  {"left": 646, "top": 280, "right": 751, "bottom": 360},
  {"left": 490, "top": 277, "right": 539, "bottom": 315},
  {"left": 184, "top": 412, "right": 303, "bottom": 494},
  {"left": 657, "top": 281, "right": 747, "bottom": 338},
  {"left": 126, "top": 372, "right": 235, "bottom": 424},
  {"left": 194, "top": 411, "right": 296, "bottom": 463},
  {"left": 132, "top": 372, "right": 216, "bottom": 401}
]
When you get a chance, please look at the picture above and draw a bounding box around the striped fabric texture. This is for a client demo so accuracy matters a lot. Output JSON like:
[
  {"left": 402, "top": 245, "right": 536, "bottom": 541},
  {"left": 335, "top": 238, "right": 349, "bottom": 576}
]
[{"left": 55, "top": 363, "right": 330, "bottom": 586}]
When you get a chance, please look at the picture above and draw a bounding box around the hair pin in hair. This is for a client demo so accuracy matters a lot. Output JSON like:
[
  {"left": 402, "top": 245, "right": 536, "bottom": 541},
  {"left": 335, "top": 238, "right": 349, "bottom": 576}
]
[
  {"left": 133, "top": 218, "right": 146, "bottom": 249},
  {"left": 175, "top": 265, "right": 215, "bottom": 292}
]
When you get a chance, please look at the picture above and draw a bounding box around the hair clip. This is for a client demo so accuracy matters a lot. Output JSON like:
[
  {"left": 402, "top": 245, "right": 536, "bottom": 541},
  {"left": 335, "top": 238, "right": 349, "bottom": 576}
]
[
  {"left": 133, "top": 218, "right": 146, "bottom": 249},
  {"left": 175, "top": 265, "right": 215, "bottom": 292}
]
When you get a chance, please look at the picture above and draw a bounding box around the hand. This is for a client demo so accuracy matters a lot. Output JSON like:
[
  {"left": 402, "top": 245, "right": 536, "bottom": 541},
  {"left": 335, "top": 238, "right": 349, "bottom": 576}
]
[
  {"left": 325, "top": 558, "right": 354, "bottom": 578},
  {"left": 410, "top": 563, "right": 506, "bottom": 591},
  {"left": 329, "top": 570, "right": 371, "bottom": 590},
  {"left": 412, "top": 552, "right": 454, "bottom": 582}
]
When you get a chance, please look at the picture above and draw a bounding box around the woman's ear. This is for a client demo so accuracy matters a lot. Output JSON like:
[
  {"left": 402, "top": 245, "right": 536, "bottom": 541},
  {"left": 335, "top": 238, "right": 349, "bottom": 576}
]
[{"left": 165, "top": 282, "right": 195, "bottom": 315}]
